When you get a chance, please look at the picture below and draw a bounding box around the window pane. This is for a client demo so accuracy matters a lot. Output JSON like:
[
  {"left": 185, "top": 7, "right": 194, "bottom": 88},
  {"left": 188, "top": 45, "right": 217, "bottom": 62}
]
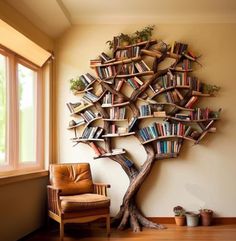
[
  {"left": 0, "top": 54, "right": 7, "bottom": 165},
  {"left": 18, "top": 64, "right": 36, "bottom": 163}
]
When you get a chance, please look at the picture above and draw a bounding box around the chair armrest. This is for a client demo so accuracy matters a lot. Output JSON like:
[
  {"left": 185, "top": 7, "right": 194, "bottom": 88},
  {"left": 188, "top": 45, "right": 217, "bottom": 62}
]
[
  {"left": 47, "top": 185, "right": 62, "bottom": 215},
  {"left": 93, "top": 183, "right": 111, "bottom": 196}
]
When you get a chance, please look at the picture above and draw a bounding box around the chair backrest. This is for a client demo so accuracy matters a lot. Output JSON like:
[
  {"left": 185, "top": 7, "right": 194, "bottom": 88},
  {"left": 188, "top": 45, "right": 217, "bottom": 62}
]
[{"left": 49, "top": 163, "right": 94, "bottom": 195}]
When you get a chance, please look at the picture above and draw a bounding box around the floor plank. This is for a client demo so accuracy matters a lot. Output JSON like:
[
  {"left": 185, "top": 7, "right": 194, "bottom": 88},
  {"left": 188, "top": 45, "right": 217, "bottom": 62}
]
[{"left": 22, "top": 224, "right": 236, "bottom": 241}]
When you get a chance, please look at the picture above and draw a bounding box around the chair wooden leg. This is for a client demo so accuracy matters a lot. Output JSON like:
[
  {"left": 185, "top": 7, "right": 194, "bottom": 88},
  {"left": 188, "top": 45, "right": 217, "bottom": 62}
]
[
  {"left": 60, "top": 221, "right": 64, "bottom": 241},
  {"left": 106, "top": 215, "right": 110, "bottom": 237}
]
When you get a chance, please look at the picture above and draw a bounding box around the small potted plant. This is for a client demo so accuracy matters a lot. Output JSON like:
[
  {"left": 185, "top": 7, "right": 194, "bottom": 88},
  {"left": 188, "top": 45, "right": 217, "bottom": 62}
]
[
  {"left": 119, "top": 33, "right": 131, "bottom": 47},
  {"left": 201, "top": 83, "right": 220, "bottom": 95},
  {"left": 70, "top": 77, "right": 86, "bottom": 93},
  {"left": 173, "top": 206, "right": 186, "bottom": 226},
  {"left": 185, "top": 211, "right": 200, "bottom": 227},
  {"left": 135, "top": 25, "right": 155, "bottom": 42},
  {"left": 199, "top": 208, "right": 213, "bottom": 226}
]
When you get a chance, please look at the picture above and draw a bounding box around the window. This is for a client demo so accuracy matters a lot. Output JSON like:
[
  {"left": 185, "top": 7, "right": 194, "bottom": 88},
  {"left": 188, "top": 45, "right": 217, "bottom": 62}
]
[{"left": 0, "top": 46, "right": 44, "bottom": 175}]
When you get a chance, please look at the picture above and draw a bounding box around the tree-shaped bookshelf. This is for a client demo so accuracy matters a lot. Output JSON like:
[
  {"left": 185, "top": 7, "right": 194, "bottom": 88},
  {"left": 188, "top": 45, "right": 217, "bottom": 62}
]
[{"left": 67, "top": 29, "right": 221, "bottom": 232}]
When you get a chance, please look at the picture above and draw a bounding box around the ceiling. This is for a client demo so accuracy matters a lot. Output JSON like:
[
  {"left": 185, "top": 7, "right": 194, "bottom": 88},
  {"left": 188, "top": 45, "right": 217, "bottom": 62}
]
[{"left": 4, "top": 0, "right": 236, "bottom": 39}]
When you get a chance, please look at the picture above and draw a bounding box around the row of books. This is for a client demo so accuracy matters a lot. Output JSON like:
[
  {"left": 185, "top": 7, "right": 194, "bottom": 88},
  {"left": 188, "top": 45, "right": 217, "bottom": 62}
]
[
  {"left": 99, "top": 52, "right": 115, "bottom": 63},
  {"left": 172, "top": 59, "right": 192, "bottom": 71},
  {"left": 94, "top": 65, "right": 116, "bottom": 79},
  {"left": 82, "top": 91, "right": 99, "bottom": 103},
  {"left": 102, "top": 92, "right": 115, "bottom": 105},
  {"left": 81, "top": 126, "right": 103, "bottom": 139},
  {"left": 80, "top": 110, "right": 99, "bottom": 123},
  {"left": 150, "top": 74, "right": 200, "bottom": 92},
  {"left": 175, "top": 108, "right": 211, "bottom": 121},
  {"left": 139, "top": 104, "right": 151, "bottom": 116},
  {"left": 164, "top": 90, "right": 183, "bottom": 103},
  {"left": 66, "top": 100, "right": 91, "bottom": 114},
  {"left": 109, "top": 124, "right": 127, "bottom": 134},
  {"left": 171, "top": 41, "right": 188, "bottom": 55},
  {"left": 79, "top": 73, "right": 96, "bottom": 87},
  {"left": 126, "top": 76, "right": 143, "bottom": 90},
  {"left": 156, "top": 140, "right": 182, "bottom": 155},
  {"left": 115, "top": 46, "right": 140, "bottom": 59},
  {"left": 109, "top": 107, "right": 126, "bottom": 120},
  {"left": 139, "top": 122, "right": 186, "bottom": 142}
]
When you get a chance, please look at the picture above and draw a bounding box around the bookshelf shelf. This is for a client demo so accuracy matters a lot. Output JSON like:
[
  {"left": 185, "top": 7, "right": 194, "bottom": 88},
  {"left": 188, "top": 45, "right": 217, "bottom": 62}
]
[
  {"left": 91, "top": 56, "right": 141, "bottom": 67},
  {"left": 103, "top": 118, "right": 128, "bottom": 122},
  {"left": 166, "top": 116, "right": 219, "bottom": 123},
  {"left": 150, "top": 85, "right": 191, "bottom": 98},
  {"left": 101, "top": 101, "right": 130, "bottom": 108},
  {"left": 93, "top": 149, "right": 126, "bottom": 159},
  {"left": 169, "top": 67, "right": 193, "bottom": 72},
  {"left": 155, "top": 153, "right": 178, "bottom": 160},
  {"left": 102, "top": 132, "right": 135, "bottom": 138},
  {"left": 115, "top": 39, "right": 157, "bottom": 51},
  {"left": 73, "top": 138, "right": 105, "bottom": 143},
  {"left": 67, "top": 121, "right": 85, "bottom": 130},
  {"left": 73, "top": 87, "right": 93, "bottom": 95},
  {"left": 138, "top": 115, "right": 154, "bottom": 119},
  {"left": 141, "top": 49, "right": 162, "bottom": 58},
  {"left": 105, "top": 71, "right": 154, "bottom": 80},
  {"left": 70, "top": 103, "right": 93, "bottom": 115}
]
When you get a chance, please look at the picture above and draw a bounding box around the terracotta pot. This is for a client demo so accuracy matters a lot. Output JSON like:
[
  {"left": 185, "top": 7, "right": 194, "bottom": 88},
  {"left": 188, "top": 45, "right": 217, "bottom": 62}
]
[
  {"left": 200, "top": 210, "right": 213, "bottom": 226},
  {"left": 174, "top": 215, "right": 186, "bottom": 226}
]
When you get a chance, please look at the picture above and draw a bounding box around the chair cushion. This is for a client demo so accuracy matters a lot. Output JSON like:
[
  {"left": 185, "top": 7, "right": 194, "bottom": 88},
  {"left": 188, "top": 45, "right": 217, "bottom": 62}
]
[
  {"left": 49, "top": 163, "right": 94, "bottom": 195},
  {"left": 60, "top": 193, "right": 110, "bottom": 213}
]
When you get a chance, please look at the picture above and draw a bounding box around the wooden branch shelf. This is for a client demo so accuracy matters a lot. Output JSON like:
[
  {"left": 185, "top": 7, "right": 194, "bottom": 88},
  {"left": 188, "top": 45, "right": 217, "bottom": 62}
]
[
  {"left": 141, "top": 49, "right": 162, "bottom": 58},
  {"left": 103, "top": 118, "right": 128, "bottom": 122},
  {"left": 139, "top": 99, "right": 194, "bottom": 111},
  {"left": 70, "top": 103, "right": 93, "bottom": 115},
  {"left": 94, "top": 150, "right": 126, "bottom": 159},
  {"left": 141, "top": 135, "right": 196, "bottom": 144},
  {"left": 101, "top": 101, "right": 130, "bottom": 108},
  {"left": 105, "top": 71, "right": 154, "bottom": 80},
  {"left": 83, "top": 116, "right": 102, "bottom": 129},
  {"left": 72, "top": 138, "right": 105, "bottom": 142},
  {"left": 155, "top": 153, "right": 178, "bottom": 159},
  {"left": 169, "top": 67, "right": 193, "bottom": 72},
  {"left": 67, "top": 121, "right": 85, "bottom": 130},
  {"left": 151, "top": 85, "right": 191, "bottom": 98},
  {"left": 91, "top": 56, "right": 141, "bottom": 67},
  {"left": 73, "top": 87, "right": 93, "bottom": 95},
  {"left": 115, "top": 39, "right": 157, "bottom": 51},
  {"left": 102, "top": 132, "right": 135, "bottom": 138},
  {"left": 166, "top": 117, "right": 219, "bottom": 123}
]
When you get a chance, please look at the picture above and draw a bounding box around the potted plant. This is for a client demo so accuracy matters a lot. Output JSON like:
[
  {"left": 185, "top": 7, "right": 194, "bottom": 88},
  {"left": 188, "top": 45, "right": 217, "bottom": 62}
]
[
  {"left": 199, "top": 209, "right": 213, "bottom": 226},
  {"left": 173, "top": 206, "right": 186, "bottom": 226},
  {"left": 201, "top": 83, "right": 220, "bottom": 95},
  {"left": 185, "top": 211, "right": 200, "bottom": 227},
  {"left": 135, "top": 25, "right": 155, "bottom": 42},
  {"left": 70, "top": 77, "right": 86, "bottom": 93},
  {"left": 119, "top": 33, "right": 131, "bottom": 47}
]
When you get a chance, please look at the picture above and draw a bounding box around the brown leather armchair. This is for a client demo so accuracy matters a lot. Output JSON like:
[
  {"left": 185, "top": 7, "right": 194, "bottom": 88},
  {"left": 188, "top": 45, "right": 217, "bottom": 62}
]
[{"left": 47, "top": 163, "right": 110, "bottom": 241}]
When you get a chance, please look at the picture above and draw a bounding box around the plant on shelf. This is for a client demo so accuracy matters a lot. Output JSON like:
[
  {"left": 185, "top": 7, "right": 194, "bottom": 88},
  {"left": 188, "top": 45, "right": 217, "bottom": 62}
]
[
  {"left": 201, "top": 83, "right": 220, "bottom": 95},
  {"left": 173, "top": 206, "right": 186, "bottom": 226},
  {"left": 135, "top": 25, "right": 155, "bottom": 42},
  {"left": 70, "top": 77, "right": 86, "bottom": 92},
  {"left": 199, "top": 208, "right": 213, "bottom": 226}
]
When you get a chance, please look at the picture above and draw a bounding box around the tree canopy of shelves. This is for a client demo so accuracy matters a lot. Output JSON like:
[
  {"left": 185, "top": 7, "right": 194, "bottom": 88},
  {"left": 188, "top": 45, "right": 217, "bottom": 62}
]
[{"left": 67, "top": 26, "right": 221, "bottom": 232}]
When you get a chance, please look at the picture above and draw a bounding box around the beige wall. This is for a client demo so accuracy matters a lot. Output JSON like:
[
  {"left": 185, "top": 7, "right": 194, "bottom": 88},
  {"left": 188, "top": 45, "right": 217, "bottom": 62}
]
[
  {"left": 0, "top": 2, "right": 54, "bottom": 241},
  {"left": 55, "top": 23, "right": 236, "bottom": 217}
]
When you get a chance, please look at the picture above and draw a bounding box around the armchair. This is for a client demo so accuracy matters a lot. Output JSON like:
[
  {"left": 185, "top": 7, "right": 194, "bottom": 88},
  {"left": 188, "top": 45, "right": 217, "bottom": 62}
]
[{"left": 47, "top": 163, "right": 110, "bottom": 241}]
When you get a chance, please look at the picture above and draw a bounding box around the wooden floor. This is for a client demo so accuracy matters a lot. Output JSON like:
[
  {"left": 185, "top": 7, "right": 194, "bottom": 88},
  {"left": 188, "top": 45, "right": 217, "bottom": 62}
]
[{"left": 22, "top": 223, "right": 236, "bottom": 241}]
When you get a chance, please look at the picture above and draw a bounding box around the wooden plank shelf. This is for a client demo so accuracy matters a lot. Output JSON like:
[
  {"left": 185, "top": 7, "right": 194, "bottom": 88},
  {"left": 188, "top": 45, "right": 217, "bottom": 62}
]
[
  {"left": 166, "top": 116, "right": 219, "bottom": 123},
  {"left": 155, "top": 153, "right": 178, "bottom": 159},
  {"left": 169, "top": 67, "right": 193, "bottom": 72},
  {"left": 102, "top": 132, "right": 135, "bottom": 138},
  {"left": 72, "top": 138, "right": 104, "bottom": 142},
  {"left": 101, "top": 101, "right": 130, "bottom": 108},
  {"left": 103, "top": 118, "right": 128, "bottom": 122},
  {"left": 150, "top": 85, "right": 191, "bottom": 98},
  {"left": 115, "top": 39, "right": 157, "bottom": 51},
  {"left": 192, "top": 91, "right": 211, "bottom": 97},
  {"left": 67, "top": 121, "right": 85, "bottom": 130},
  {"left": 141, "top": 49, "right": 162, "bottom": 58},
  {"left": 105, "top": 71, "right": 154, "bottom": 80},
  {"left": 139, "top": 99, "right": 194, "bottom": 111},
  {"left": 73, "top": 87, "right": 93, "bottom": 95},
  {"left": 90, "top": 56, "right": 141, "bottom": 67},
  {"left": 141, "top": 135, "right": 196, "bottom": 144},
  {"left": 138, "top": 115, "right": 154, "bottom": 119},
  {"left": 94, "top": 150, "right": 126, "bottom": 159},
  {"left": 70, "top": 103, "right": 93, "bottom": 115}
]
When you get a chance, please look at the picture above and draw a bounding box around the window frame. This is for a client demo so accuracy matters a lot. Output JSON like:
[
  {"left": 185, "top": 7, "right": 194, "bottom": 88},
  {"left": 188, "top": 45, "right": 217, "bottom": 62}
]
[{"left": 0, "top": 45, "right": 44, "bottom": 176}]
